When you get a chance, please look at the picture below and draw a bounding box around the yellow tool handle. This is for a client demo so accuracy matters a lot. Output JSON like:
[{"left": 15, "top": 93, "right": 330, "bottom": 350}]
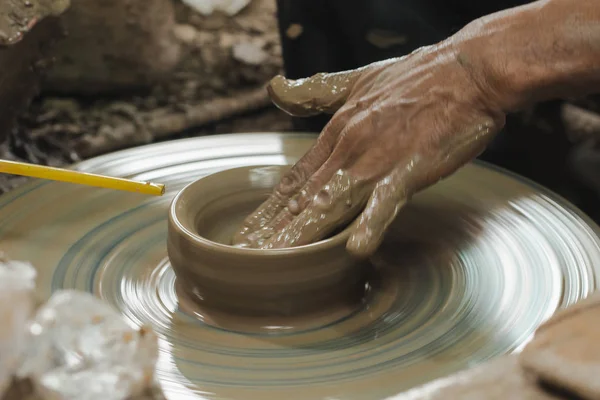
[{"left": 0, "top": 160, "right": 165, "bottom": 196}]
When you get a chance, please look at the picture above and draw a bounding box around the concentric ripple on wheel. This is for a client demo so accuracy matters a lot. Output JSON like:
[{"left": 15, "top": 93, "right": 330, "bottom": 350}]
[{"left": 1, "top": 133, "right": 599, "bottom": 400}]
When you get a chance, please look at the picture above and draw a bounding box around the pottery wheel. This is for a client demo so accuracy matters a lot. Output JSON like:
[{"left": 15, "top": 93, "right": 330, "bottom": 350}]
[{"left": 2, "top": 133, "right": 600, "bottom": 400}]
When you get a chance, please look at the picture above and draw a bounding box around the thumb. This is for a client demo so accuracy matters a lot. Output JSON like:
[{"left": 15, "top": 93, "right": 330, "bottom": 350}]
[
  {"left": 268, "top": 58, "right": 398, "bottom": 117},
  {"left": 267, "top": 69, "right": 364, "bottom": 117},
  {"left": 268, "top": 57, "right": 402, "bottom": 117}
]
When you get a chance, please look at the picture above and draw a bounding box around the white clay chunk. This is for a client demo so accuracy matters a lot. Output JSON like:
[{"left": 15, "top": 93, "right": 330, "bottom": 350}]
[
  {"left": 0, "top": 257, "right": 37, "bottom": 398},
  {"left": 17, "top": 290, "right": 158, "bottom": 400}
]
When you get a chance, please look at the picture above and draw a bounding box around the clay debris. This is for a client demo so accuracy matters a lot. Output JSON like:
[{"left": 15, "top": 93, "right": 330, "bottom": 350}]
[
  {"left": 0, "top": 0, "right": 69, "bottom": 46},
  {"left": 182, "top": 0, "right": 251, "bottom": 16},
  {"left": 232, "top": 40, "right": 269, "bottom": 65}
]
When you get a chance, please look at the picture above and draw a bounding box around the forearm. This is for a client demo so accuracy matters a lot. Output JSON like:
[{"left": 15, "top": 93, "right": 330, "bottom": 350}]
[{"left": 453, "top": 0, "right": 600, "bottom": 112}]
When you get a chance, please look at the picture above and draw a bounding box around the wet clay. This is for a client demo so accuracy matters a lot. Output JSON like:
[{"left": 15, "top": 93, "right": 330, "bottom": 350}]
[
  {"left": 171, "top": 236, "right": 437, "bottom": 334},
  {"left": 267, "top": 71, "right": 361, "bottom": 117},
  {"left": 167, "top": 165, "right": 370, "bottom": 317}
]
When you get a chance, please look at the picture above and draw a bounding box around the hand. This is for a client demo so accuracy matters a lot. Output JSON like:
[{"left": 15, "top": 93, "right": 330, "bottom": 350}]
[{"left": 233, "top": 39, "right": 506, "bottom": 257}]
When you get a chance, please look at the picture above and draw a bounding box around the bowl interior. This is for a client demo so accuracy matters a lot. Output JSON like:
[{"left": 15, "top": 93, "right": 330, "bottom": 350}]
[
  {"left": 195, "top": 188, "right": 270, "bottom": 245},
  {"left": 172, "top": 165, "right": 284, "bottom": 244}
]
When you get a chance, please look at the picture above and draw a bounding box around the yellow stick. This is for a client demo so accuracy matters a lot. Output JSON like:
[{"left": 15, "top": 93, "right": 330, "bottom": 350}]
[{"left": 0, "top": 160, "right": 165, "bottom": 196}]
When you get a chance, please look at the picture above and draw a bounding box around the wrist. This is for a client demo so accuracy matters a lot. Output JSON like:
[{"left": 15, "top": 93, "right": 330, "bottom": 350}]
[
  {"left": 448, "top": 6, "right": 543, "bottom": 113},
  {"left": 451, "top": 0, "right": 600, "bottom": 113}
]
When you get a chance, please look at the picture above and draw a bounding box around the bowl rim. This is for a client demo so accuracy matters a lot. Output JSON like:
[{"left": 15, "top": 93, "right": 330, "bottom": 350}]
[{"left": 168, "top": 165, "right": 355, "bottom": 257}]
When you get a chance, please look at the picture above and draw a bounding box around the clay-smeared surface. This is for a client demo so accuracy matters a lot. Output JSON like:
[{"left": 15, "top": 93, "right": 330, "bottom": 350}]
[
  {"left": 0, "top": 133, "right": 599, "bottom": 400},
  {"left": 234, "top": 169, "right": 370, "bottom": 249}
]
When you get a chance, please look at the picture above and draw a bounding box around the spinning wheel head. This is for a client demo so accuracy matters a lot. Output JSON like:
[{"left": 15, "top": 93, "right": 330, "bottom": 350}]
[{"left": 1, "top": 133, "right": 599, "bottom": 400}]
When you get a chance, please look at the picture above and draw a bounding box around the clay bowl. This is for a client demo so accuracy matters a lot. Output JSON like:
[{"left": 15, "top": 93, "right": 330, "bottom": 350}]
[{"left": 167, "top": 165, "right": 368, "bottom": 317}]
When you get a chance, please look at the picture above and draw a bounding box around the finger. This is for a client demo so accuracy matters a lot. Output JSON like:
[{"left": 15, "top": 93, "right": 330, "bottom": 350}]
[
  {"left": 261, "top": 170, "right": 373, "bottom": 249},
  {"left": 267, "top": 65, "right": 372, "bottom": 117},
  {"left": 287, "top": 117, "right": 369, "bottom": 215},
  {"left": 247, "top": 145, "right": 351, "bottom": 245},
  {"left": 257, "top": 111, "right": 387, "bottom": 249},
  {"left": 232, "top": 116, "right": 347, "bottom": 246},
  {"left": 427, "top": 116, "right": 502, "bottom": 186},
  {"left": 347, "top": 166, "right": 412, "bottom": 258},
  {"left": 248, "top": 113, "right": 373, "bottom": 245},
  {"left": 247, "top": 159, "right": 345, "bottom": 244},
  {"left": 231, "top": 143, "right": 327, "bottom": 246},
  {"left": 242, "top": 140, "right": 354, "bottom": 248},
  {"left": 347, "top": 116, "right": 501, "bottom": 257},
  {"left": 268, "top": 58, "right": 399, "bottom": 118}
]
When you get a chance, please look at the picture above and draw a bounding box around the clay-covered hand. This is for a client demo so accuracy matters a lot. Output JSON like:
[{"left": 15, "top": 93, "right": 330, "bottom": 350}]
[{"left": 233, "top": 40, "right": 506, "bottom": 257}]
